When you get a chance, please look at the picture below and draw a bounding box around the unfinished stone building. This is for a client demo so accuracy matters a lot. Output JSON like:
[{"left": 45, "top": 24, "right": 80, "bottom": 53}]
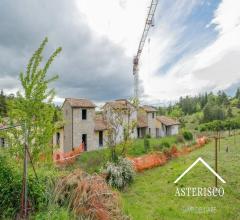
[{"left": 53, "top": 98, "right": 180, "bottom": 153}]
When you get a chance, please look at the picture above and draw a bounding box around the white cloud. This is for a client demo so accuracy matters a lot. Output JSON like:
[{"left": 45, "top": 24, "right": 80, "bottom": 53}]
[
  {"left": 1, "top": 0, "right": 240, "bottom": 104},
  {"left": 142, "top": 0, "right": 240, "bottom": 103},
  {"left": 75, "top": 0, "right": 150, "bottom": 57}
]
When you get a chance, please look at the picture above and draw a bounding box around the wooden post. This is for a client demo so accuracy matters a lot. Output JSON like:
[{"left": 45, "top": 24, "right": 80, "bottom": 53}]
[
  {"left": 218, "top": 131, "right": 220, "bottom": 152},
  {"left": 215, "top": 137, "right": 218, "bottom": 187},
  {"left": 21, "top": 122, "right": 28, "bottom": 219},
  {"left": 21, "top": 143, "right": 28, "bottom": 218}
]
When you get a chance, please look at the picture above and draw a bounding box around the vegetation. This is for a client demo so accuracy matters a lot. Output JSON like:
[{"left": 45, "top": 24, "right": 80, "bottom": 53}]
[
  {"left": 0, "top": 37, "right": 240, "bottom": 220},
  {"left": 71, "top": 136, "right": 178, "bottom": 174},
  {"left": 199, "top": 118, "right": 240, "bottom": 133},
  {"left": 0, "top": 38, "right": 64, "bottom": 219},
  {"left": 121, "top": 134, "right": 240, "bottom": 220},
  {"left": 53, "top": 169, "right": 129, "bottom": 220},
  {"left": 5, "top": 37, "right": 62, "bottom": 160},
  {"left": 143, "top": 135, "right": 150, "bottom": 152},
  {"left": 157, "top": 89, "right": 240, "bottom": 132},
  {"left": 0, "top": 151, "right": 61, "bottom": 219},
  {"left": 104, "top": 98, "right": 138, "bottom": 162},
  {"left": 182, "top": 130, "right": 193, "bottom": 141},
  {"left": 0, "top": 90, "right": 10, "bottom": 117},
  {"left": 104, "top": 157, "right": 135, "bottom": 190}
]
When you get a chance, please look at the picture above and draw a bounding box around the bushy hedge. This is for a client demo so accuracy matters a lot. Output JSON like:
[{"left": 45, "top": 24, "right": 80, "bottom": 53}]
[
  {"left": 105, "top": 157, "right": 135, "bottom": 190},
  {"left": 182, "top": 130, "right": 193, "bottom": 141},
  {"left": 160, "top": 141, "right": 170, "bottom": 148},
  {"left": 0, "top": 154, "right": 54, "bottom": 219}
]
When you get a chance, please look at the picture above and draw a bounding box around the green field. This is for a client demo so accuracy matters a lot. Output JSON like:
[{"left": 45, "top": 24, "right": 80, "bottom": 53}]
[{"left": 121, "top": 135, "right": 240, "bottom": 220}]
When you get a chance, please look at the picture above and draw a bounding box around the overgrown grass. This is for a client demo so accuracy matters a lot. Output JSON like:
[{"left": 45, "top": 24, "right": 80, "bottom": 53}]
[
  {"left": 33, "top": 206, "right": 75, "bottom": 220},
  {"left": 70, "top": 136, "right": 178, "bottom": 173},
  {"left": 127, "top": 136, "right": 178, "bottom": 156},
  {"left": 121, "top": 135, "right": 240, "bottom": 220}
]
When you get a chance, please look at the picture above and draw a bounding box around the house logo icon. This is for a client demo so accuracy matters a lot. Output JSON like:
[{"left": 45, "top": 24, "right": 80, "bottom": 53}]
[{"left": 174, "top": 157, "right": 226, "bottom": 184}]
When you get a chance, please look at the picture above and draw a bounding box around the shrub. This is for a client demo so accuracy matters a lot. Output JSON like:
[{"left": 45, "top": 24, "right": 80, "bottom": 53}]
[
  {"left": 145, "top": 134, "right": 151, "bottom": 138},
  {"left": 182, "top": 130, "right": 193, "bottom": 141},
  {"left": 105, "top": 157, "right": 135, "bottom": 190},
  {"left": 144, "top": 136, "right": 150, "bottom": 152},
  {"left": 53, "top": 169, "right": 129, "bottom": 220},
  {"left": 0, "top": 154, "right": 52, "bottom": 218},
  {"left": 160, "top": 141, "right": 170, "bottom": 149}
]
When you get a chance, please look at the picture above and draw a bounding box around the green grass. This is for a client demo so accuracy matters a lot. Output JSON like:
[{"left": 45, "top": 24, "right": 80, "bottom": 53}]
[
  {"left": 128, "top": 136, "right": 178, "bottom": 156},
  {"left": 70, "top": 136, "right": 178, "bottom": 173},
  {"left": 67, "top": 147, "right": 111, "bottom": 173},
  {"left": 121, "top": 135, "right": 240, "bottom": 220}
]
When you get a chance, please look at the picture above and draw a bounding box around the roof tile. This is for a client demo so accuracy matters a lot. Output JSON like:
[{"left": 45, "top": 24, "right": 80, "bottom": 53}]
[{"left": 65, "top": 98, "right": 96, "bottom": 108}]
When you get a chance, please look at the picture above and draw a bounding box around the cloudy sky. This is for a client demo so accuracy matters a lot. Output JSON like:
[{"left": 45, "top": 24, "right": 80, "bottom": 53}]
[{"left": 0, "top": 0, "right": 240, "bottom": 105}]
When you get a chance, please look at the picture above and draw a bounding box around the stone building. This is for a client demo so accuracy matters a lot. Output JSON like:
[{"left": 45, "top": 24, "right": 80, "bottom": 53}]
[
  {"left": 156, "top": 115, "right": 180, "bottom": 136},
  {"left": 53, "top": 98, "right": 180, "bottom": 153},
  {"left": 137, "top": 105, "right": 180, "bottom": 138},
  {"left": 53, "top": 98, "right": 107, "bottom": 153},
  {"left": 103, "top": 99, "right": 138, "bottom": 143},
  {"left": 137, "top": 105, "right": 158, "bottom": 138}
]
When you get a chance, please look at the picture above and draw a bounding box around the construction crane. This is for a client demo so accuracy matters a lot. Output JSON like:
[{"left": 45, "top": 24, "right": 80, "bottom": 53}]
[{"left": 133, "top": 0, "right": 158, "bottom": 101}]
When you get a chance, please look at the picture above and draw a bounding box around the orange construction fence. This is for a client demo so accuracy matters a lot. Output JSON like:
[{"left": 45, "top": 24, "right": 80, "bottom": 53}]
[
  {"left": 129, "top": 136, "right": 208, "bottom": 172},
  {"left": 53, "top": 144, "right": 84, "bottom": 165}
]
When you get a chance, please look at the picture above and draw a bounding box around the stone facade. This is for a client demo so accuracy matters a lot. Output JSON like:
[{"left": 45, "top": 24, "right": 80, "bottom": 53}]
[
  {"left": 137, "top": 106, "right": 180, "bottom": 138},
  {"left": 53, "top": 99, "right": 180, "bottom": 153},
  {"left": 54, "top": 98, "right": 108, "bottom": 153},
  {"left": 103, "top": 99, "right": 138, "bottom": 143}
]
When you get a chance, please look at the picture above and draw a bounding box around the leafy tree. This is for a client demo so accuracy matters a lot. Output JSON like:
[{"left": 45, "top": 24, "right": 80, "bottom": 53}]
[
  {"left": 104, "top": 98, "right": 138, "bottom": 161},
  {"left": 227, "top": 107, "right": 233, "bottom": 118},
  {"left": 235, "top": 88, "right": 240, "bottom": 99},
  {"left": 202, "top": 102, "right": 225, "bottom": 122},
  {"left": 0, "top": 90, "right": 7, "bottom": 117},
  {"left": 182, "top": 130, "right": 193, "bottom": 141},
  {"left": 169, "top": 105, "right": 183, "bottom": 118},
  {"left": 217, "top": 90, "right": 229, "bottom": 106},
  {"left": 157, "top": 106, "right": 167, "bottom": 115},
  {"left": 6, "top": 37, "right": 62, "bottom": 160}
]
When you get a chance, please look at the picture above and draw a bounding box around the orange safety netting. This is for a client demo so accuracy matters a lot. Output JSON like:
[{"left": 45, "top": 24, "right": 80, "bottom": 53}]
[
  {"left": 53, "top": 144, "right": 84, "bottom": 165},
  {"left": 129, "top": 152, "right": 167, "bottom": 172},
  {"left": 129, "top": 136, "right": 208, "bottom": 172}
]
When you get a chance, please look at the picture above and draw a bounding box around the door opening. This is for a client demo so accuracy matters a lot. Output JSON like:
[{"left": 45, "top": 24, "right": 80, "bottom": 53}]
[
  {"left": 82, "top": 134, "right": 87, "bottom": 151},
  {"left": 99, "top": 131, "right": 103, "bottom": 147}
]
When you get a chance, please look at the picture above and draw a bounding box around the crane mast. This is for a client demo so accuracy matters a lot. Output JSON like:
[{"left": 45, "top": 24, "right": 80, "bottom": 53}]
[{"left": 133, "top": 0, "right": 158, "bottom": 100}]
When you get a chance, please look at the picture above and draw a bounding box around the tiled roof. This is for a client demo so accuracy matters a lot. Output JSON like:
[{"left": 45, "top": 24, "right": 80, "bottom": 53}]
[
  {"left": 105, "top": 99, "right": 133, "bottom": 110},
  {"left": 157, "top": 116, "right": 180, "bottom": 126},
  {"left": 65, "top": 98, "right": 96, "bottom": 108},
  {"left": 141, "top": 105, "right": 157, "bottom": 112},
  {"left": 137, "top": 115, "right": 148, "bottom": 128},
  {"left": 94, "top": 114, "right": 108, "bottom": 131}
]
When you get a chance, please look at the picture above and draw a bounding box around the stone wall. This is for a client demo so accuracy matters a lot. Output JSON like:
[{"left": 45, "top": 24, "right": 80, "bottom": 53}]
[
  {"left": 73, "top": 107, "right": 96, "bottom": 151},
  {"left": 63, "top": 101, "right": 73, "bottom": 152},
  {"left": 147, "top": 112, "right": 157, "bottom": 138}
]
